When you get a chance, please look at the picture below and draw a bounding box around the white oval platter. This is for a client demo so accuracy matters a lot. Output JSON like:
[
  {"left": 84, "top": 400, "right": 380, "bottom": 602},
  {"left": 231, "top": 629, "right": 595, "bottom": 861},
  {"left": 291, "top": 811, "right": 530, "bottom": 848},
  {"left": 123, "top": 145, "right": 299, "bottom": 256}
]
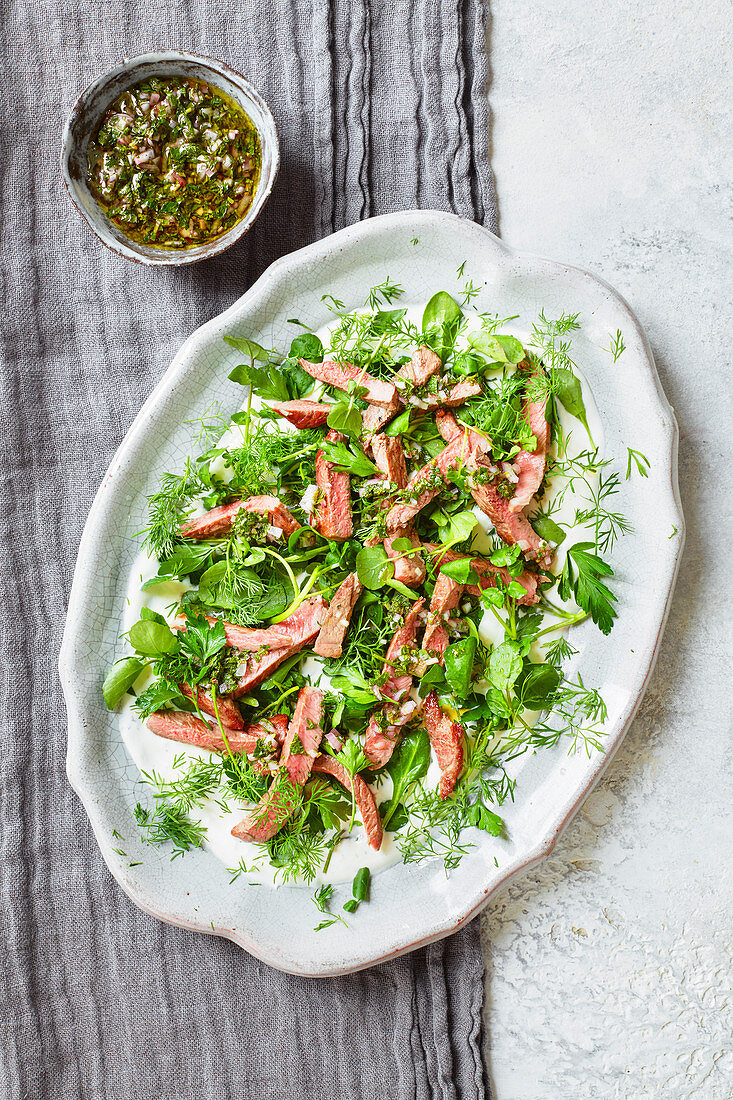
[{"left": 59, "top": 210, "right": 684, "bottom": 976}]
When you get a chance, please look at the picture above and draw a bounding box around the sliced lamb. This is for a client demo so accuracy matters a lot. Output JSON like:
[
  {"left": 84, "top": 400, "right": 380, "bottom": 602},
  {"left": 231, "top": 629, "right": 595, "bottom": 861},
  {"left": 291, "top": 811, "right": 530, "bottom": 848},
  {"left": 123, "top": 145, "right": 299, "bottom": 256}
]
[
  {"left": 362, "top": 401, "right": 400, "bottom": 440},
  {"left": 270, "top": 399, "right": 332, "bottom": 429},
  {"left": 423, "top": 691, "right": 464, "bottom": 799},
  {"left": 234, "top": 596, "right": 327, "bottom": 695},
  {"left": 469, "top": 474, "right": 552, "bottom": 566},
  {"left": 313, "top": 429, "right": 353, "bottom": 540},
  {"left": 200, "top": 616, "right": 294, "bottom": 652},
  {"left": 434, "top": 408, "right": 490, "bottom": 450},
  {"left": 180, "top": 495, "right": 300, "bottom": 541},
  {"left": 231, "top": 771, "right": 301, "bottom": 843},
  {"left": 280, "top": 686, "right": 323, "bottom": 786},
  {"left": 231, "top": 688, "right": 323, "bottom": 842},
  {"left": 312, "top": 755, "right": 383, "bottom": 850},
  {"left": 424, "top": 543, "right": 543, "bottom": 606},
  {"left": 421, "top": 379, "right": 482, "bottom": 409},
  {"left": 180, "top": 683, "right": 243, "bottom": 729},
  {"left": 298, "top": 359, "right": 398, "bottom": 410},
  {"left": 370, "top": 433, "right": 408, "bottom": 488},
  {"left": 364, "top": 598, "right": 423, "bottom": 767},
  {"left": 421, "top": 571, "right": 464, "bottom": 660},
  {"left": 509, "top": 371, "right": 550, "bottom": 513},
  {"left": 313, "top": 572, "right": 363, "bottom": 658},
  {"left": 385, "top": 431, "right": 489, "bottom": 531},
  {"left": 371, "top": 435, "right": 425, "bottom": 583},
  {"left": 384, "top": 528, "right": 426, "bottom": 587},
  {"left": 394, "top": 345, "right": 442, "bottom": 391},
  {"left": 147, "top": 710, "right": 272, "bottom": 757}
]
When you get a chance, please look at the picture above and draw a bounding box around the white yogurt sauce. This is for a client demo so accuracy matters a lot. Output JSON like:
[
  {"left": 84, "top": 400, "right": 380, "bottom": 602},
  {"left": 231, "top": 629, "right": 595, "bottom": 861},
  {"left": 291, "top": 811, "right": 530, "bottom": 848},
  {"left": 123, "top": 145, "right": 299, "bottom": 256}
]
[{"left": 118, "top": 309, "right": 602, "bottom": 887}]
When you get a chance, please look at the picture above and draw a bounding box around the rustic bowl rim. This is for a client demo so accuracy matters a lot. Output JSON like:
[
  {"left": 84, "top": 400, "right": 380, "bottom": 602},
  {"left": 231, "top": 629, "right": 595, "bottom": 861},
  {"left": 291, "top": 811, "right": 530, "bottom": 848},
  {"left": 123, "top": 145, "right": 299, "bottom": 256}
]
[{"left": 60, "top": 50, "right": 280, "bottom": 267}]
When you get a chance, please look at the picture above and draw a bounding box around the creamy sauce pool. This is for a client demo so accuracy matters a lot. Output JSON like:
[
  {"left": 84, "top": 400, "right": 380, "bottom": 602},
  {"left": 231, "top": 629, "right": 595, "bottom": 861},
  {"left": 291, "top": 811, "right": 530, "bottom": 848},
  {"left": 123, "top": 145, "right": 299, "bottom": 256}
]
[{"left": 119, "top": 312, "right": 602, "bottom": 887}]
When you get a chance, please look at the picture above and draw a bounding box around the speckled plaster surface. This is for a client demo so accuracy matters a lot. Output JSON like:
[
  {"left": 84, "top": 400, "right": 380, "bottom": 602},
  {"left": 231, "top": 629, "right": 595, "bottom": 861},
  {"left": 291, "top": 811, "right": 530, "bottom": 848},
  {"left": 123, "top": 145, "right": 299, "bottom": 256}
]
[{"left": 483, "top": 2, "right": 732, "bottom": 1096}]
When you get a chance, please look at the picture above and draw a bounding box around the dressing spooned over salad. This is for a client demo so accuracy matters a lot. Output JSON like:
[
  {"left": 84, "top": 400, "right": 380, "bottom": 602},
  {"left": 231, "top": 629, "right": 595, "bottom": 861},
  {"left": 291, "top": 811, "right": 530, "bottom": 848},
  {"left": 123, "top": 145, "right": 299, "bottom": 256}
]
[{"left": 104, "top": 272, "right": 644, "bottom": 926}]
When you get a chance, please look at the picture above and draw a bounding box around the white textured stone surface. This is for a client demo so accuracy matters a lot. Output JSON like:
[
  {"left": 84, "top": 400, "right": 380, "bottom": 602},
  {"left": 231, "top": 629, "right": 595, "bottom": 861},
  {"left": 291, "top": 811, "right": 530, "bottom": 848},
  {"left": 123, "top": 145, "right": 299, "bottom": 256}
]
[{"left": 483, "top": 2, "right": 732, "bottom": 1097}]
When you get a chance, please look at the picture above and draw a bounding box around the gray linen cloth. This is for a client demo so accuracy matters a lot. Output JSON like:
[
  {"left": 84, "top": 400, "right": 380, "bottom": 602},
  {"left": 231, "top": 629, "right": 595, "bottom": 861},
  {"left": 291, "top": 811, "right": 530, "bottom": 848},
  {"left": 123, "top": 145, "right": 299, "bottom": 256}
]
[{"left": 0, "top": 1, "right": 496, "bottom": 1096}]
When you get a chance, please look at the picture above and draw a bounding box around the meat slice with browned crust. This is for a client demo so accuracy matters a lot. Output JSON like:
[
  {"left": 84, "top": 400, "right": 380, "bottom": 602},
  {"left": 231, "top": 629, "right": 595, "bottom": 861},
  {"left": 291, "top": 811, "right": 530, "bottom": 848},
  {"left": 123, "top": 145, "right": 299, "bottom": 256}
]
[
  {"left": 197, "top": 615, "right": 294, "bottom": 652},
  {"left": 394, "top": 345, "right": 442, "bottom": 391},
  {"left": 270, "top": 399, "right": 332, "bottom": 429},
  {"left": 421, "top": 571, "right": 464, "bottom": 660},
  {"left": 423, "top": 691, "right": 464, "bottom": 799},
  {"left": 180, "top": 495, "right": 300, "bottom": 541},
  {"left": 313, "top": 573, "right": 363, "bottom": 658},
  {"left": 231, "top": 688, "right": 323, "bottom": 842},
  {"left": 312, "top": 755, "right": 383, "bottom": 850},
  {"left": 361, "top": 400, "right": 400, "bottom": 441},
  {"left": 385, "top": 431, "right": 489, "bottom": 531},
  {"left": 364, "top": 598, "right": 424, "bottom": 767},
  {"left": 420, "top": 379, "right": 483, "bottom": 409},
  {"left": 469, "top": 474, "right": 552, "bottom": 566},
  {"left": 313, "top": 429, "right": 353, "bottom": 540},
  {"left": 233, "top": 597, "right": 327, "bottom": 695},
  {"left": 370, "top": 433, "right": 408, "bottom": 489},
  {"left": 180, "top": 683, "right": 244, "bottom": 729},
  {"left": 281, "top": 687, "right": 323, "bottom": 785},
  {"left": 147, "top": 710, "right": 272, "bottom": 757},
  {"left": 298, "top": 359, "right": 398, "bottom": 410},
  {"left": 384, "top": 528, "right": 426, "bottom": 587},
  {"left": 509, "top": 371, "right": 550, "bottom": 513}
]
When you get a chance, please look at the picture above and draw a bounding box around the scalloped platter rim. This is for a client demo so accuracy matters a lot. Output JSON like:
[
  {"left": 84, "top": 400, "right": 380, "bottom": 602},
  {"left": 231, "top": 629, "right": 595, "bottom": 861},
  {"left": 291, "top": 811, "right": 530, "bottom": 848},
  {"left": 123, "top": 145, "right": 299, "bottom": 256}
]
[{"left": 59, "top": 210, "right": 684, "bottom": 976}]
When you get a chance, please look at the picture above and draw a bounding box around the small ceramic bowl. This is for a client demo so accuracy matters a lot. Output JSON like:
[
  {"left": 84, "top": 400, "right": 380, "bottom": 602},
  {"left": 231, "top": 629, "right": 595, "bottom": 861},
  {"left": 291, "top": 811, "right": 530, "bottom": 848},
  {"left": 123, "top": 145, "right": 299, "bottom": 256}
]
[{"left": 60, "top": 51, "right": 280, "bottom": 266}]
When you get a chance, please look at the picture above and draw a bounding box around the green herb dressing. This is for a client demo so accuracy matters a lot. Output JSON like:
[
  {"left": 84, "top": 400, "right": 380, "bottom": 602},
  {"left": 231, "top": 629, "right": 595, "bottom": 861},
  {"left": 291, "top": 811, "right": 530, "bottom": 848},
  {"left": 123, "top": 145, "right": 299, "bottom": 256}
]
[{"left": 88, "top": 77, "right": 261, "bottom": 249}]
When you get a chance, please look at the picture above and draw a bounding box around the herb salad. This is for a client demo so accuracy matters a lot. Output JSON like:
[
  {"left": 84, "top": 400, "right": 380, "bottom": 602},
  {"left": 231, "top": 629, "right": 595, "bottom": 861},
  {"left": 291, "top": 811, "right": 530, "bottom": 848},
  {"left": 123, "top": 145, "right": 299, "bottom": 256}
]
[{"left": 105, "top": 274, "right": 647, "bottom": 923}]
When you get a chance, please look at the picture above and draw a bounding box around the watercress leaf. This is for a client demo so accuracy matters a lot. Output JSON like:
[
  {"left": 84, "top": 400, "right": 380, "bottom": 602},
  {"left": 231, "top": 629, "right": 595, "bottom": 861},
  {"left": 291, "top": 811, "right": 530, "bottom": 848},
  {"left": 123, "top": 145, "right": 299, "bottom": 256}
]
[
  {"left": 489, "top": 641, "right": 522, "bottom": 690},
  {"left": 489, "top": 543, "right": 522, "bottom": 567},
  {"left": 481, "top": 587, "right": 505, "bottom": 608},
  {"left": 129, "top": 618, "right": 179, "bottom": 657},
  {"left": 485, "top": 687, "right": 513, "bottom": 720},
  {"left": 326, "top": 402, "right": 362, "bottom": 437},
  {"left": 382, "top": 728, "right": 431, "bottom": 827},
  {"left": 516, "top": 663, "right": 561, "bottom": 710},
  {"left": 280, "top": 356, "right": 316, "bottom": 398},
  {"left": 444, "top": 636, "right": 477, "bottom": 700},
  {"left": 132, "top": 680, "right": 192, "bottom": 720},
  {"left": 223, "top": 335, "right": 271, "bottom": 362},
  {"left": 440, "top": 557, "right": 479, "bottom": 585},
  {"left": 390, "top": 537, "right": 414, "bottom": 553},
  {"left": 384, "top": 409, "right": 412, "bottom": 437},
  {"left": 343, "top": 898, "right": 360, "bottom": 914},
  {"left": 553, "top": 368, "right": 593, "bottom": 442},
  {"left": 506, "top": 580, "right": 530, "bottom": 600},
  {"left": 356, "top": 546, "right": 395, "bottom": 590},
  {"left": 288, "top": 332, "right": 324, "bottom": 362},
  {"left": 103, "top": 656, "right": 147, "bottom": 709},
  {"left": 444, "top": 509, "right": 478, "bottom": 544},
  {"left": 416, "top": 662, "right": 446, "bottom": 698}
]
